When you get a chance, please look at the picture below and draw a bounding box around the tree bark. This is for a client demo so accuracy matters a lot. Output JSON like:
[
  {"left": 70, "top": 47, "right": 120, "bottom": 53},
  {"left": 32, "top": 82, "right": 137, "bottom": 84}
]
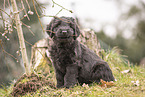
[
  {"left": 11, "top": 0, "right": 30, "bottom": 75},
  {"left": 30, "top": 38, "right": 52, "bottom": 72}
]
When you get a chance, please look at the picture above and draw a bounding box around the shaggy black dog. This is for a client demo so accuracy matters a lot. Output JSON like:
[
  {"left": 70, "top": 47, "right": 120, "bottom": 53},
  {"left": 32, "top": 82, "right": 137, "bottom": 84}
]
[{"left": 46, "top": 16, "right": 114, "bottom": 88}]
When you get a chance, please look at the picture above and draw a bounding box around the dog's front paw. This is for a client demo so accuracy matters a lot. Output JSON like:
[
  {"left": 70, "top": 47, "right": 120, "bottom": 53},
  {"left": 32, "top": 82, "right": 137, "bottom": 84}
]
[
  {"left": 63, "top": 83, "right": 76, "bottom": 88},
  {"left": 63, "top": 85, "right": 71, "bottom": 89},
  {"left": 56, "top": 84, "right": 64, "bottom": 88},
  {"left": 56, "top": 85, "right": 70, "bottom": 89}
]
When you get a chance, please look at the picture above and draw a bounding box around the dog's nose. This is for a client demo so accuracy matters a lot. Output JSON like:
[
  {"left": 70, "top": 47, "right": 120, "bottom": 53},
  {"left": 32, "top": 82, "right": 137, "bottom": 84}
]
[{"left": 62, "top": 30, "right": 67, "bottom": 35}]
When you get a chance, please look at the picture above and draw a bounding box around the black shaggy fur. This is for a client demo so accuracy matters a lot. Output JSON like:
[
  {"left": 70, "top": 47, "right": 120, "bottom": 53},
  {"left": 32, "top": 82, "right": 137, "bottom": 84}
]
[{"left": 46, "top": 16, "right": 114, "bottom": 88}]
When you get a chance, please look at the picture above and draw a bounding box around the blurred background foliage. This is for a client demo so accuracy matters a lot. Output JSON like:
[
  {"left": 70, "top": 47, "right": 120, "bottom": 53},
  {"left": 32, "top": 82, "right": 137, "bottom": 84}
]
[
  {"left": 97, "top": 1, "right": 145, "bottom": 64},
  {"left": 0, "top": 0, "right": 145, "bottom": 87}
]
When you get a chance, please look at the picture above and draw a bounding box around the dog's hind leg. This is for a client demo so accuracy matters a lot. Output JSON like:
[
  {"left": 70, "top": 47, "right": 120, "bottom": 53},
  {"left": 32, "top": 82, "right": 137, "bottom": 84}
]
[{"left": 91, "top": 62, "right": 114, "bottom": 82}]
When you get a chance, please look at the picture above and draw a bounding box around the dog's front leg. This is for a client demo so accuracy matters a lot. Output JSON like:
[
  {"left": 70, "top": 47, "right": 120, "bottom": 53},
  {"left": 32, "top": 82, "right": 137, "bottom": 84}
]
[
  {"left": 55, "top": 70, "right": 64, "bottom": 88},
  {"left": 63, "top": 65, "right": 78, "bottom": 88}
]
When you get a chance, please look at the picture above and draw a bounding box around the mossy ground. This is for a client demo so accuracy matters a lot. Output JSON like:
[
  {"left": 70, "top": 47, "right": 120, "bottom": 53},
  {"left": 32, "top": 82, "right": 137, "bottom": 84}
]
[{"left": 1, "top": 47, "right": 145, "bottom": 97}]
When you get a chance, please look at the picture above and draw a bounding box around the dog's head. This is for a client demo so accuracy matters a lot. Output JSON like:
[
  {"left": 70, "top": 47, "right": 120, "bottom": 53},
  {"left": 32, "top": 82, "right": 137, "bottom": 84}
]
[{"left": 46, "top": 16, "right": 80, "bottom": 42}]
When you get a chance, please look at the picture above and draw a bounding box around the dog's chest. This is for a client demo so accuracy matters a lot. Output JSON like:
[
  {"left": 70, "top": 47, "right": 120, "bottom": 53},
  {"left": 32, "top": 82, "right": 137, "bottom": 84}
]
[
  {"left": 58, "top": 48, "right": 76, "bottom": 65},
  {"left": 51, "top": 45, "right": 77, "bottom": 66}
]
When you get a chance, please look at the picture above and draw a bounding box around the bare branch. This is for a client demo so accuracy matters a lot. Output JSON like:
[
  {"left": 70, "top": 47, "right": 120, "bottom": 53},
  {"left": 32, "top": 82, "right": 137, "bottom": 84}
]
[
  {"left": 22, "top": 22, "right": 35, "bottom": 36},
  {"left": 32, "top": 0, "right": 44, "bottom": 33},
  {"left": 52, "top": 0, "right": 73, "bottom": 13},
  {"left": 26, "top": 0, "right": 31, "bottom": 11},
  {"left": 0, "top": 8, "right": 11, "bottom": 18},
  {"left": 0, "top": 39, "right": 18, "bottom": 62},
  {"left": 55, "top": 8, "right": 63, "bottom": 16},
  {"left": 21, "top": 0, "right": 30, "bottom": 20},
  {"left": 34, "top": 0, "right": 46, "bottom": 12}
]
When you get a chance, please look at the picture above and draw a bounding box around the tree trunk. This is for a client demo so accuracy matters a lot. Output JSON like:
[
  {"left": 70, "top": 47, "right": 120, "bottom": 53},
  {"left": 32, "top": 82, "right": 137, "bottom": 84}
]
[{"left": 11, "top": 0, "right": 30, "bottom": 75}]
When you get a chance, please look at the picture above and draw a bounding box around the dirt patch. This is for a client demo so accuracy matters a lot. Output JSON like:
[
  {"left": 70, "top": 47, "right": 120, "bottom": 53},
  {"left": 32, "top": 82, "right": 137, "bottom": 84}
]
[{"left": 11, "top": 73, "right": 55, "bottom": 97}]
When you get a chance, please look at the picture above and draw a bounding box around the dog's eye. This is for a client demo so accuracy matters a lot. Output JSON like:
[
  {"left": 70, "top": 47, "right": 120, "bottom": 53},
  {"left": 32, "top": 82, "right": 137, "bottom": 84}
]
[
  {"left": 53, "top": 20, "right": 61, "bottom": 28},
  {"left": 69, "top": 23, "right": 76, "bottom": 31},
  {"left": 69, "top": 23, "right": 73, "bottom": 27},
  {"left": 70, "top": 22, "right": 75, "bottom": 27}
]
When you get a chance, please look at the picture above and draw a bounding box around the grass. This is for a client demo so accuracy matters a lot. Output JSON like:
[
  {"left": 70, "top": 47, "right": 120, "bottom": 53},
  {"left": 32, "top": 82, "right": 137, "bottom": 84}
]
[{"left": 1, "top": 47, "right": 145, "bottom": 97}]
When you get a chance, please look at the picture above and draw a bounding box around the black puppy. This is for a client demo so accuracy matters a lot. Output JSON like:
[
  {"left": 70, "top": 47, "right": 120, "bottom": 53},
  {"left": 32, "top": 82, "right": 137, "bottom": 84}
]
[{"left": 46, "top": 16, "right": 114, "bottom": 88}]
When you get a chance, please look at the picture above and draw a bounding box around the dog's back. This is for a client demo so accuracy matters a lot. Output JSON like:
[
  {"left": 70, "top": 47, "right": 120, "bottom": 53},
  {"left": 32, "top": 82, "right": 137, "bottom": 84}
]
[{"left": 78, "top": 43, "right": 114, "bottom": 84}]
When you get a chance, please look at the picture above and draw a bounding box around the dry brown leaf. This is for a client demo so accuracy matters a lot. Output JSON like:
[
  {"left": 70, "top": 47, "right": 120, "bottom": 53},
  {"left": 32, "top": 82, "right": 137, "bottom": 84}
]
[{"left": 99, "top": 79, "right": 115, "bottom": 88}]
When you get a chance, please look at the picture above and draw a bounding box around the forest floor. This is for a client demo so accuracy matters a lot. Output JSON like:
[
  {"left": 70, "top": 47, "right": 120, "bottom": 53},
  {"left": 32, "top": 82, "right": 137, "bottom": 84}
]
[{"left": 1, "top": 47, "right": 145, "bottom": 97}]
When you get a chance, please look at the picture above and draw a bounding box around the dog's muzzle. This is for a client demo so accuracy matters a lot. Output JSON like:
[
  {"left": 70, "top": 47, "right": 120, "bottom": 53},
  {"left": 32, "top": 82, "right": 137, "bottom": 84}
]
[{"left": 56, "top": 28, "right": 73, "bottom": 41}]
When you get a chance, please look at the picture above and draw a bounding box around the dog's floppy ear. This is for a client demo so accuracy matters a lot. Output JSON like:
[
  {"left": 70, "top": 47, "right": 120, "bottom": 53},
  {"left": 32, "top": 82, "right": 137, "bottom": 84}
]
[
  {"left": 70, "top": 17, "right": 80, "bottom": 40},
  {"left": 46, "top": 19, "right": 55, "bottom": 38}
]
